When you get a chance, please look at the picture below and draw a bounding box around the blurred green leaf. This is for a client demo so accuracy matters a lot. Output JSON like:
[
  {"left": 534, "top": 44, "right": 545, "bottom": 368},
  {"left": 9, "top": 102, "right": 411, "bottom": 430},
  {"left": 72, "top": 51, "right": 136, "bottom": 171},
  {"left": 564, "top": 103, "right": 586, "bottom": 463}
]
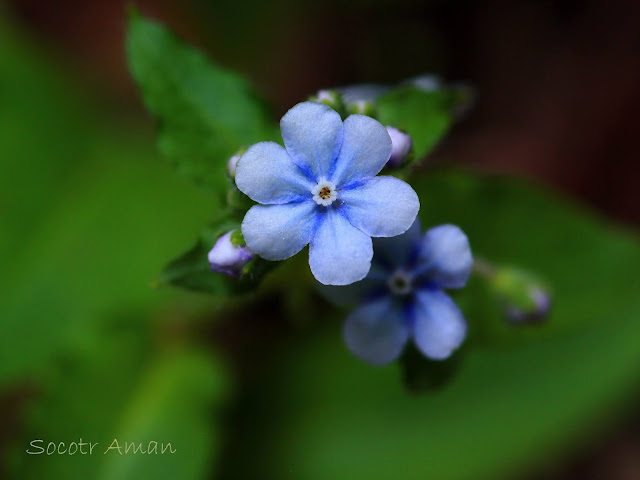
[
  {"left": 126, "top": 13, "right": 279, "bottom": 191},
  {"left": 0, "top": 127, "right": 219, "bottom": 385},
  {"left": 98, "top": 348, "right": 226, "bottom": 480},
  {"left": 399, "top": 345, "right": 464, "bottom": 393},
  {"left": 0, "top": 13, "right": 94, "bottom": 271},
  {"left": 414, "top": 172, "right": 639, "bottom": 344},
  {"left": 9, "top": 317, "right": 227, "bottom": 480},
  {"left": 217, "top": 171, "right": 640, "bottom": 480},
  {"left": 0, "top": 15, "right": 218, "bottom": 386},
  {"left": 377, "top": 86, "right": 458, "bottom": 160}
]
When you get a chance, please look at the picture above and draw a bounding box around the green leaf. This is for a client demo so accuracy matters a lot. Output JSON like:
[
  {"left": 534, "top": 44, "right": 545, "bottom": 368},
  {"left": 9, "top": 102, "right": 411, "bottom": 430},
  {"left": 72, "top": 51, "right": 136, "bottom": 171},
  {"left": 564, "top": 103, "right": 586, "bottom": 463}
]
[
  {"left": 216, "top": 171, "right": 640, "bottom": 480},
  {"left": 97, "top": 349, "right": 226, "bottom": 480},
  {"left": 0, "top": 24, "right": 219, "bottom": 387},
  {"left": 126, "top": 14, "right": 279, "bottom": 191},
  {"left": 0, "top": 11, "right": 223, "bottom": 387},
  {"left": 413, "top": 171, "right": 639, "bottom": 344},
  {"left": 1, "top": 12, "right": 229, "bottom": 478},
  {"left": 399, "top": 345, "right": 464, "bottom": 393},
  {"left": 377, "top": 86, "right": 459, "bottom": 160},
  {"left": 160, "top": 212, "right": 277, "bottom": 295},
  {"left": 0, "top": 127, "right": 220, "bottom": 386},
  {"left": 9, "top": 317, "right": 227, "bottom": 480}
]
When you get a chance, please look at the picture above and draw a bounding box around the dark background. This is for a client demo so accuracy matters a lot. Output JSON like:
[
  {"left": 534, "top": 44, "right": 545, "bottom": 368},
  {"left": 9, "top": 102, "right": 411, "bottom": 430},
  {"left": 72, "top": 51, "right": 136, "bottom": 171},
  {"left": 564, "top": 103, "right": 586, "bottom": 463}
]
[
  {"left": 4, "top": 1, "right": 640, "bottom": 478},
  {"left": 8, "top": 0, "right": 640, "bottom": 225}
]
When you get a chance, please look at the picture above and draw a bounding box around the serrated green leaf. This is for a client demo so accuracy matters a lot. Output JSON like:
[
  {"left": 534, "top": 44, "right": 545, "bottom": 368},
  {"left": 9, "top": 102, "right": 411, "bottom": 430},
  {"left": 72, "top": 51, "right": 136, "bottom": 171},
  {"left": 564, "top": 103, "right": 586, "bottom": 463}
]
[
  {"left": 377, "top": 86, "right": 458, "bottom": 160},
  {"left": 126, "top": 14, "right": 279, "bottom": 191}
]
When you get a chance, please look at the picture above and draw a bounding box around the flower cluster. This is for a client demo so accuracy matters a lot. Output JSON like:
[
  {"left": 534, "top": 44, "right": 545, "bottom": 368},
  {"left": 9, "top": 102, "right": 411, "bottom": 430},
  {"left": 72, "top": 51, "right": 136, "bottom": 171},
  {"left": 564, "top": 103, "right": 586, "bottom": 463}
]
[{"left": 208, "top": 99, "right": 475, "bottom": 365}]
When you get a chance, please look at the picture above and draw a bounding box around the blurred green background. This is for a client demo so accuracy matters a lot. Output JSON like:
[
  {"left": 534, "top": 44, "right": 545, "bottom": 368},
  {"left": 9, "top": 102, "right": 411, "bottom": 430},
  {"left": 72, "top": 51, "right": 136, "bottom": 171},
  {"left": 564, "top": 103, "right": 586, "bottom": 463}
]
[{"left": 1, "top": 1, "right": 640, "bottom": 479}]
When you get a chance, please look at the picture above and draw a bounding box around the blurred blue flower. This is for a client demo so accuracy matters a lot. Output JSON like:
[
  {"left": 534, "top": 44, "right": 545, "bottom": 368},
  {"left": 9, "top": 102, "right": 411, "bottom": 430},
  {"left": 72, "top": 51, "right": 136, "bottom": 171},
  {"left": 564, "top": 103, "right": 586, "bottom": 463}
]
[
  {"left": 235, "top": 101, "right": 419, "bottom": 286},
  {"left": 324, "top": 220, "right": 472, "bottom": 365},
  {"left": 208, "top": 231, "right": 253, "bottom": 278}
]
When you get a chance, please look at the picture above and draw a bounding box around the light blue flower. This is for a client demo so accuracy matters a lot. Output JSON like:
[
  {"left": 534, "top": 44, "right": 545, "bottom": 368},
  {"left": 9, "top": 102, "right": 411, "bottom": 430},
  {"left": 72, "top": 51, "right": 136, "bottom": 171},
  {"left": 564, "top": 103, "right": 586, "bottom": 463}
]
[
  {"left": 323, "top": 220, "right": 472, "bottom": 364},
  {"left": 235, "top": 101, "right": 420, "bottom": 286}
]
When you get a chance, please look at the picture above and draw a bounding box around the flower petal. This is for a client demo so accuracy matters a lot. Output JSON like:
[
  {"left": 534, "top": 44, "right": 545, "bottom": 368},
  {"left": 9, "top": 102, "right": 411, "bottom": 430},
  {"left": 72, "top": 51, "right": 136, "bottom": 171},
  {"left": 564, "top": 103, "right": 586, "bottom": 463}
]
[
  {"left": 241, "top": 201, "right": 316, "bottom": 261},
  {"left": 329, "top": 114, "right": 392, "bottom": 186},
  {"left": 371, "top": 218, "right": 422, "bottom": 270},
  {"left": 415, "top": 224, "right": 473, "bottom": 289},
  {"left": 235, "top": 142, "right": 314, "bottom": 204},
  {"left": 280, "top": 102, "right": 343, "bottom": 180},
  {"left": 343, "top": 296, "right": 410, "bottom": 365},
  {"left": 413, "top": 289, "right": 467, "bottom": 360},
  {"left": 309, "top": 208, "right": 373, "bottom": 285},
  {"left": 339, "top": 176, "right": 419, "bottom": 237}
]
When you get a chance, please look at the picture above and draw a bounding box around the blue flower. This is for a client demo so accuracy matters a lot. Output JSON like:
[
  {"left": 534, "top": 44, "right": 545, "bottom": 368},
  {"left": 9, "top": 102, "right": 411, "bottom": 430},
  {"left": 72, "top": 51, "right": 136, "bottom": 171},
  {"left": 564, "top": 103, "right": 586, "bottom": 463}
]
[
  {"left": 235, "top": 101, "right": 420, "bottom": 286},
  {"left": 323, "top": 220, "right": 472, "bottom": 365}
]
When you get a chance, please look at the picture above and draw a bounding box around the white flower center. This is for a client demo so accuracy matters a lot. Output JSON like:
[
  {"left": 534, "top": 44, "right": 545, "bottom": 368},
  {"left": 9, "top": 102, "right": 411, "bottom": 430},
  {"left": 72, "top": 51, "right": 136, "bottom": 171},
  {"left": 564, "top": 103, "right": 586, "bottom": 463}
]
[
  {"left": 387, "top": 269, "right": 413, "bottom": 296},
  {"left": 311, "top": 180, "right": 337, "bottom": 206}
]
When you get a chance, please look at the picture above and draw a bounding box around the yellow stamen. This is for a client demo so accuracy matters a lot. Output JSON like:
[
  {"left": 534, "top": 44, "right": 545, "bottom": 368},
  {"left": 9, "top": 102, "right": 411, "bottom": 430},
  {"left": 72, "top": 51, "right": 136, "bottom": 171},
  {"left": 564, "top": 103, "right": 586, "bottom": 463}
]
[{"left": 319, "top": 186, "right": 332, "bottom": 199}]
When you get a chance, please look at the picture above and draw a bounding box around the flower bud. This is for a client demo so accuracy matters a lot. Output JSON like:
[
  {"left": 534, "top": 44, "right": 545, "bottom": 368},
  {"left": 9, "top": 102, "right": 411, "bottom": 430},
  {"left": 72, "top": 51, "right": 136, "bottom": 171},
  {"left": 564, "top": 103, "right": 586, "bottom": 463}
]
[
  {"left": 504, "top": 286, "right": 551, "bottom": 325},
  {"left": 346, "top": 99, "right": 376, "bottom": 117},
  {"left": 385, "top": 126, "right": 413, "bottom": 169},
  {"left": 406, "top": 74, "right": 442, "bottom": 92},
  {"left": 489, "top": 266, "right": 551, "bottom": 324},
  {"left": 337, "top": 83, "right": 389, "bottom": 104},
  {"left": 309, "top": 89, "right": 343, "bottom": 112},
  {"left": 226, "top": 148, "right": 245, "bottom": 178},
  {"left": 207, "top": 230, "right": 253, "bottom": 278}
]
